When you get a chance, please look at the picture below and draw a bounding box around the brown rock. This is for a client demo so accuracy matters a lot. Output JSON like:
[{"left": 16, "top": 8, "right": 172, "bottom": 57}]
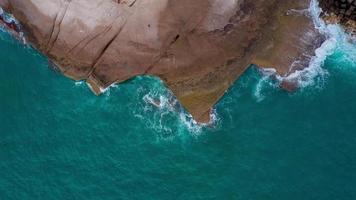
[
  {"left": 0, "top": 0, "right": 9, "bottom": 10},
  {"left": 3, "top": 0, "right": 324, "bottom": 123},
  {"left": 280, "top": 80, "right": 299, "bottom": 92}
]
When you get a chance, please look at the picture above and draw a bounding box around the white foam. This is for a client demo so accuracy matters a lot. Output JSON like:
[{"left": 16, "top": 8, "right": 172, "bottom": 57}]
[
  {"left": 254, "top": 68, "right": 278, "bottom": 101},
  {"left": 0, "top": 7, "right": 26, "bottom": 43},
  {"left": 278, "top": 0, "right": 334, "bottom": 88},
  {"left": 85, "top": 81, "right": 113, "bottom": 97},
  {"left": 256, "top": 0, "right": 350, "bottom": 93},
  {"left": 86, "top": 82, "right": 94, "bottom": 92},
  {"left": 141, "top": 88, "right": 220, "bottom": 136},
  {"left": 89, "top": 82, "right": 118, "bottom": 96},
  {"left": 280, "top": 36, "right": 334, "bottom": 88},
  {"left": 75, "top": 81, "right": 84, "bottom": 86}
]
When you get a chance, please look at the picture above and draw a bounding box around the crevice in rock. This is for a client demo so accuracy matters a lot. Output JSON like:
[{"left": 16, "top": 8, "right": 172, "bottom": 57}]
[
  {"left": 171, "top": 34, "right": 180, "bottom": 44},
  {"left": 88, "top": 20, "right": 127, "bottom": 77},
  {"left": 67, "top": 21, "right": 115, "bottom": 55},
  {"left": 47, "top": 0, "right": 71, "bottom": 53},
  {"left": 144, "top": 33, "right": 181, "bottom": 74},
  {"left": 129, "top": 0, "right": 137, "bottom": 7},
  {"left": 46, "top": 13, "right": 58, "bottom": 50}
]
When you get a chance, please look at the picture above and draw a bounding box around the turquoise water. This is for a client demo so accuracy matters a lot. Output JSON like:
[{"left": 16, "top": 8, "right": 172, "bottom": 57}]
[{"left": 1, "top": 16, "right": 356, "bottom": 200}]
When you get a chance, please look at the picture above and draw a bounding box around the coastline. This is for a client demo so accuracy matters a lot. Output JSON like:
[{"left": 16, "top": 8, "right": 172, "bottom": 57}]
[{"left": 0, "top": 0, "right": 341, "bottom": 123}]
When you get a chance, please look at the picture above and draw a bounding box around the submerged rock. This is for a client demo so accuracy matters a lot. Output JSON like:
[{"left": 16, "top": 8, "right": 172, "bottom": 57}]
[{"left": 1, "top": 0, "right": 324, "bottom": 123}]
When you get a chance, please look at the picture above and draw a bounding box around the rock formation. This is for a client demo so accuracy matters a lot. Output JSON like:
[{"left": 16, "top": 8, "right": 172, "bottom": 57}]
[
  {"left": 319, "top": 0, "right": 356, "bottom": 34},
  {"left": 0, "top": 0, "right": 324, "bottom": 123}
]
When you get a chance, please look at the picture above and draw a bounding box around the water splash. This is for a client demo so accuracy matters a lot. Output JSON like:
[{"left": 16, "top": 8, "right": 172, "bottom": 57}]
[
  {"left": 254, "top": 0, "right": 355, "bottom": 99},
  {"left": 254, "top": 68, "right": 279, "bottom": 102},
  {"left": 141, "top": 83, "right": 219, "bottom": 138},
  {"left": 0, "top": 7, "right": 26, "bottom": 43},
  {"left": 278, "top": 0, "right": 335, "bottom": 88},
  {"left": 75, "top": 81, "right": 85, "bottom": 86},
  {"left": 87, "top": 76, "right": 218, "bottom": 138}
]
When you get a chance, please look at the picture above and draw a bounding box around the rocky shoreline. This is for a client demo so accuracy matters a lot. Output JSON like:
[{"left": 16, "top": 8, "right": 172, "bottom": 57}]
[
  {"left": 319, "top": 0, "right": 356, "bottom": 34},
  {"left": 0, "top": 0, "right": 353, "bottom": 123}
]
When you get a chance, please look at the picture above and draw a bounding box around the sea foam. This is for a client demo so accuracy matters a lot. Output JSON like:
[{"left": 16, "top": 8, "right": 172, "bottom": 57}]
[
  {"left": 286, "top": 0, "right": 356, "bottom": 86},
  {"left": 255, "top": 0, "right": 354, "bottom": 100},
  {"left": 0, "top": 7, "right": 26, "bottom": 43},
  {"left": 277, "top": 0, "right": 336, "bottom": 88},
  {"left": 142, "top": 87, "right": 219, "bottom": 137}
]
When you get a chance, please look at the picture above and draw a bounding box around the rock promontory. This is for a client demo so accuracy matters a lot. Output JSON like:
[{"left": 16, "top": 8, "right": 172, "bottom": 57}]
[{"left": 0, "top": 0, "right": 324, "bottom": 123}]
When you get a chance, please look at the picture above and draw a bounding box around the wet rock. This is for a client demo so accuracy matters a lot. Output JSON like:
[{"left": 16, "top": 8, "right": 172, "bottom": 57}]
[{"left": 280, "top": 80, "right": 299, "bottom": 92}]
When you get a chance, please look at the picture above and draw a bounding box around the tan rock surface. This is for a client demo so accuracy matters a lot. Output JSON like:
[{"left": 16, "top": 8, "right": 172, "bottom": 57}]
[{"left": 1, "top": 0, "right": 324, "bottom": 123}]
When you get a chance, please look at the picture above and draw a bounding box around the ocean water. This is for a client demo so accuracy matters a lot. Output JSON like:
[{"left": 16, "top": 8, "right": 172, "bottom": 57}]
[{"left": 1, "top": 3, "right": 356, "bottom": 200}]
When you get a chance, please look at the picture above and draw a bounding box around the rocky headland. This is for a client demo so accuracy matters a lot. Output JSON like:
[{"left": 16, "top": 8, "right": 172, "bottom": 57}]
[{"left": 0, "top": 0, "right": 342, "bottom": 123}]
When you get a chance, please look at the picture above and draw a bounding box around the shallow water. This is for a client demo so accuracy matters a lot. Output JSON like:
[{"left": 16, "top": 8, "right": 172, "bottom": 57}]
[{"left": 1, "top": 3, "right": 356, "bottom": 199}]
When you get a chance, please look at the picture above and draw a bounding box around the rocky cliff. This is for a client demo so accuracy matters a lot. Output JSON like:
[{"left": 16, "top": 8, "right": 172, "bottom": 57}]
[
  {"left": 320, "top": 0, "right": 356, "bottom": 34},
  {"left": 0, "top": 0, "right": 324, "bottom": 123}
]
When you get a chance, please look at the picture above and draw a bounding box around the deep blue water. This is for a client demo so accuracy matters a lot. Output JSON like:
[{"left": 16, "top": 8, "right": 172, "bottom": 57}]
[{"left": 1, "top": 17, "right": 356, "bottom": 200}]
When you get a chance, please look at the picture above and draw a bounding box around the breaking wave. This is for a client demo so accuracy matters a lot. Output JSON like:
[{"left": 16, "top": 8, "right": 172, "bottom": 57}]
[
  {"left": 278, "top": 0, "right": 337, "bottom": 88},
  {"left": 0, "top": 7, "right": 26, "bottom": 43},
  {"left": 83, "top": 76, "right": 219, "bottom": 138},
  {"left": 142, "top": 91, "right": 202, "bottom": 136},
  {"left": 254, "top": 0, "right": 356, "bottom": 101},
  {"left": 140, "top": 81, "right": 220, "bottom": 138}
]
